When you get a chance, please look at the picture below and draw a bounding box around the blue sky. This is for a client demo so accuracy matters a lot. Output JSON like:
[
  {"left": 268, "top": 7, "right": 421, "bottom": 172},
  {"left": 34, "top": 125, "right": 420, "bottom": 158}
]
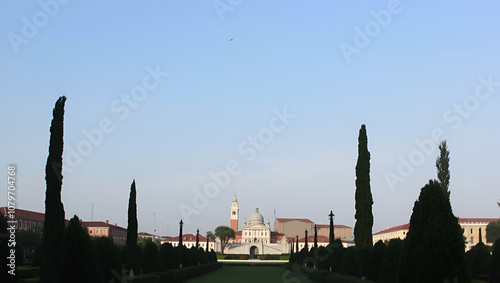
[{"left": 1, "top": 1, "right": 499, "bottom": 237}]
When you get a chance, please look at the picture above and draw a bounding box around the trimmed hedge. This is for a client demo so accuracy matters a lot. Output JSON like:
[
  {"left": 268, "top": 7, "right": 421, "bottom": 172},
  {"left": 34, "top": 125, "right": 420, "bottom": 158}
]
[
  {"left": 129, "top": 274, "right": 159, "bottom": 283},
  {"left": 18, "top": 266, "right": 40, "bottom": 280},
  {"left": 326, "top": 272, "right": 376, "bottom": 283},
  {"left": 128, "top": 262, "right": 223, "bottom": 283},
  {"left": 285, "top": 263, "right": 377, "bottom": 283},
  {"left": 285, "top": 263, "right": 329, "bottom": 282}
]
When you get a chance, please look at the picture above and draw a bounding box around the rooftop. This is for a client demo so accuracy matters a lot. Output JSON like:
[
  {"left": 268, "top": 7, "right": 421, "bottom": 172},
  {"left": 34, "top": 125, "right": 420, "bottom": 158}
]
[
  {"left": 373, "top": 223, "right": 410, "bottom": 235},
  {"left": 276, "top": 218, "right": 314, "bottom": 224},
  {"left": 82, "top": 221, "right": 127, "bottom": 231},
  {"left": 0, "top": 207, "right": 45, "bottom": 221},
  {"left": 317, "top": 224, "right": 352, "bottom": 229},
  {"left": 163, "top": 234, "right": 215, "bottom": 242}
]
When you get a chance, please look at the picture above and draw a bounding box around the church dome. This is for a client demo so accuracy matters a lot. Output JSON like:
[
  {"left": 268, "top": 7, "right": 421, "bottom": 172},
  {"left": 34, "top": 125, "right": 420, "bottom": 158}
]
[{"left": 249, "top": 204, "right": 264, "bottom": 225}]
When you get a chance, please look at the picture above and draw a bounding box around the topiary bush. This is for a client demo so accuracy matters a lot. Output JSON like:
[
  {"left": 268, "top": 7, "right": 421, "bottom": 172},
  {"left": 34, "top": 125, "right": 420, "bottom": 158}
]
[
  {"left": 366, "top": 240, "right": 386, "bottom": 281},
  {"left": 160, "top": 242, "right": 178, "bottom": 270},
  {"left": 398, "top": 180, "right": 469, "bottom": 283},
  {"left": 340, "top": 247, "right": 358, "bottom": 276},
  {"left": 140, "top": 239, "right": 164, "bottom": 274},
  {"left": 355, "top": 246, "right": 371, "bottom": 278},
  {"left": 378, "top": 238, "right": 403, "bottom": 283},
  {"left": 60, "top": 216, "right": 99, "bottom": 282},
  {"left": 94, "top": 236, "right": 121, "bottom": 282},
  {"left": 329, "top": 241, "right": 345, "bottom": 272}
]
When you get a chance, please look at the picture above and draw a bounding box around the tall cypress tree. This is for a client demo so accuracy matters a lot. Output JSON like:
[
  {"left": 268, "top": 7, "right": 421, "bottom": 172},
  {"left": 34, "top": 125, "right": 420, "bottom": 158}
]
[
  {"left": 354, "top": 124, "right": 373, "bottom": 248},
  {"left": 126, "top": 180, "right": 138, "bottom": 275},
  {"left": 41, "top": 96, "right": 66, "bottom": 283},
  {"left": 399, "top": 180, "right": 469, "bottom": 283},
  {"left": 436, "top": 140, "right": 450, "bottom": 192}
]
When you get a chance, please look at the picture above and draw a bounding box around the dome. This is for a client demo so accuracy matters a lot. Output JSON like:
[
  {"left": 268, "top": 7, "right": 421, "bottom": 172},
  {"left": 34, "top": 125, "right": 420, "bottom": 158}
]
[{"left": 249, "top": 204, "right": 264, "bottom": 225}]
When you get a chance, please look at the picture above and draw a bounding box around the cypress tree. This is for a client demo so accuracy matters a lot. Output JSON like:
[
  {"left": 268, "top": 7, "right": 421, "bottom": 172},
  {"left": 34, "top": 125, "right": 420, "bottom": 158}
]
[
  {"left": 399, "top": 180, "right": 469, "bottom": 283},
  {"left": 140, "top": 239, "right": 164, "bottom": 274},
  {"left": 329, "top": 211, "right": 335, "bottom": 245},
  {"left": 94, "top": 236, "right": 121, "bottom": 283},
  {"left": 126, "top": 180, "right": 138, "bottom": 275},
  {"left": 436, "top": 140, "right": 450, "bottom": 192},
  {"left": 354, "top": 124, "right": 373, "bottom": 248},
  {"left": 366, "top": 240, "right": 386, "bottom": 281},
  {"left": 60, "top": 215, "right": 98, "bottom": 283},
  {"left": 41, "top": 96, "right": 66, "bottom": 283},
  {"left": 378, "top": 238, "right": 404, "bottom": 283}
]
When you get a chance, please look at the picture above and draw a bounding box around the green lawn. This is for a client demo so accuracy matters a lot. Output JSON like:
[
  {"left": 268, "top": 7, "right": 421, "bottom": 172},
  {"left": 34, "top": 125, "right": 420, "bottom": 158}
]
[{"left": 184, "top": 265, "right": 317, "bottom": 283}]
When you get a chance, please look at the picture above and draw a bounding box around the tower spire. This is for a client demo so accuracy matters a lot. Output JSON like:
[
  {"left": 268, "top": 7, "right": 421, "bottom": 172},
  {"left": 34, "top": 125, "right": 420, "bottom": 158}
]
[{"left": 230, "top": 193, "right": 239, "bottom": 231}]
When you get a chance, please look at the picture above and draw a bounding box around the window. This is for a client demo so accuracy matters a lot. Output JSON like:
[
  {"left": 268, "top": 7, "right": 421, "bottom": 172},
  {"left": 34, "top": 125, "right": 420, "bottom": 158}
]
[
  {"left": 232, "top": 211, "right": 236, "bottom": 215},
  {"left": 470, "top": 237, "right": 474, "bottom": 245},
  {"left": 470, "top": 228, "right": 473, "bottom": 234},
  {"left": 96, "top": 229, "right": 100, "bottom": 235},
  {"left": 89, "top": 230, "right": 93, "bottom": 235}
]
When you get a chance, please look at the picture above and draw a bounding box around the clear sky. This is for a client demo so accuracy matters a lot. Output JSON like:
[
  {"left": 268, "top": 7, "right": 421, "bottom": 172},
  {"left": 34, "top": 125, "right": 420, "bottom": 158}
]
[{"left": 1, "top": 1, "right": 499, "bottom": 237}]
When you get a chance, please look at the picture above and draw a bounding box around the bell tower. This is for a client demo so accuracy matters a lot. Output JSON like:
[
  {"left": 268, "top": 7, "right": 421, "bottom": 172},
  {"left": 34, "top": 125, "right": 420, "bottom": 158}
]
[{"left": 230, "top": 193, "right": 239, "bottom": 231}]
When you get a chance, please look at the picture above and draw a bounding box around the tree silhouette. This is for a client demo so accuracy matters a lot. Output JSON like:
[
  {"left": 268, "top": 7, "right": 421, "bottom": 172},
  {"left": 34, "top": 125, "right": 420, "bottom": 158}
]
[
  {"left": 399, "top": 180, "right": 469, "bottom": 283},
  {"left": 126, "top": 180, "right": 138, "bottom": 275},
  {"left": 354, "top": 124, "right": 373, "bottom": 248},
  {"left": 214, "top": 226, "right": 235, "bottom": 254},
  {"left": 436, "top": 140, "right": 450, "bottom": 192},
  {"left": 41, "top": 96, "right": 66, "bottom": 283},
  {"left": 60, "top": 216, "right": 97, "bottom": 282},
  {"left": 486, "top": 220, "right": 500, "bottom": 244}
]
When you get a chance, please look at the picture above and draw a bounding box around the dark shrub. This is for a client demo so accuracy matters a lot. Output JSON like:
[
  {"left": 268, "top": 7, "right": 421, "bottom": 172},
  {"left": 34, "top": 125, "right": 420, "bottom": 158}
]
[
  {"left": 366, "top": 240, "right": 386, "bottom": 281},
  {"left": 160, "top": 242, "right": 178, "bottom": 269},
  {"left": 340, "top": 247, "right": 358, "bottom": 276},
  {"left": 140, "top": 239, "right": 164, "bottom": 274},
  {"left": 94, "top": 236, "right": 121, "bottom": 282},
  {"left": 60, "top": 216, "right": 98, "bottom": 283},
  {"left": 491, "top": 238, "right": 500, "bottom": 283},
  {"left": 378, "top": 238, "right": 403, "bottom": 283},
  {"left": 355, "top": 246, "right": 371, "bottom": 277}
]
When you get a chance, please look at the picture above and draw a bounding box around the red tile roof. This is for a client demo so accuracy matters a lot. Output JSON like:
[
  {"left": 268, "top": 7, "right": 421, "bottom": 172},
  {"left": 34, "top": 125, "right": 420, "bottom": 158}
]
[
  {"left": 317, "top": 224, "right": 352, "bottom": 229},
  {"left": 298, "top": 235, "right": 330, "bottom": 243},
  {"left": 458, "top": 218, "right": 500, "bottom": 224},
  {"left": 82, "top": 221, "right": 127, "bottom": 231},
  {"left": 373, "top": 223, "right": 410, "bottom": 235},
  {"left": 276, "top": 218, "right": 314, "bottom": 224},
  {"left": 374, "top": 218, "right": 500, "bottom": 236},
  {"left": 0, "top": 207, "right": 45, "bottom": 221}
]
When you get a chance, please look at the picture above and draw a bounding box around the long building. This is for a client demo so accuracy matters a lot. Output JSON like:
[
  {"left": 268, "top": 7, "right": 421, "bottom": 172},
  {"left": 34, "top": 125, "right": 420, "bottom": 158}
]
[
  {"left": 82, "top": 220, "right": 127, "bottom": 246},
  {"left": 162, "top": 234, "right": 216, "bottom": 251},
  {"left": 373, "top": 218, "right": 500, "bottom": 251},
  {"left": 0, "top": 207, "right": 127, "bottom": 246}
]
